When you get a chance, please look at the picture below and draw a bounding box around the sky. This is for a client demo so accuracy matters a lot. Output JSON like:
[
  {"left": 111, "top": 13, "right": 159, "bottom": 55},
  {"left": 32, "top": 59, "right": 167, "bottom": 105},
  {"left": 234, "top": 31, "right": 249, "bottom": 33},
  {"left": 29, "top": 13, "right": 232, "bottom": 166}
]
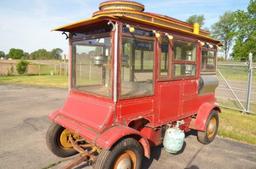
[{"left": 0, "top": 0, "right": 249, "bottom": 55}]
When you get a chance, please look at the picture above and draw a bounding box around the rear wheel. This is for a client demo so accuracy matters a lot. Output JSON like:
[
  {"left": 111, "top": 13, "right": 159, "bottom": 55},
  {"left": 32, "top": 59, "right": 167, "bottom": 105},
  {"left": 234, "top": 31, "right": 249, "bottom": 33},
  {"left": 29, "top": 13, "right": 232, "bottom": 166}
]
[
  {"left": 197, "top": 110, "right": 219, "bottom": 144},
  {"left": 94, "top": 138, "right": 143, "bottom": 169},
  {"left": 46, "top": 123, "right": 79, "bottom": 157}
]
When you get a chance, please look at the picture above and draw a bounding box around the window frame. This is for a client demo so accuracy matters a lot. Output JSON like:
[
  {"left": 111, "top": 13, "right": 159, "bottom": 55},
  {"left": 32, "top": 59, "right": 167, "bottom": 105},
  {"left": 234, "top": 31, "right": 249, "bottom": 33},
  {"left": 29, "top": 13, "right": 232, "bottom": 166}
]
[
  {"left": 70, "top": 29, "right": 114, "bottom": 99},
  {"left": 201, "top": 47, "right": 217, "bottom": 73},
  {"left": 119, "top": 25, "right": 156, "bottom": 100},
  {"left": 158, "top": 35, "right": 172, "bottom": 81},
  {"left": 171, "top": 37, "right": 198, "bottom": 80}
]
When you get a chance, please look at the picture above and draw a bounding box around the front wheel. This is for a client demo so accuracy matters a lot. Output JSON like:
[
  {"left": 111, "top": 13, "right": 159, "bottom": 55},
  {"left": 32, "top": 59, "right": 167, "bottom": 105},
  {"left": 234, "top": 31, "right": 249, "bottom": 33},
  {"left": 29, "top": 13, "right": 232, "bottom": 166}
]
[
  {"left": 94, "top": 138, "right": 143, "bottom": 169},
  {"left": 46, "top": 123, "right": 79, "bottom": 157},
  {"left": 197, "top": 110, "right": 219, "bottom": 144}
]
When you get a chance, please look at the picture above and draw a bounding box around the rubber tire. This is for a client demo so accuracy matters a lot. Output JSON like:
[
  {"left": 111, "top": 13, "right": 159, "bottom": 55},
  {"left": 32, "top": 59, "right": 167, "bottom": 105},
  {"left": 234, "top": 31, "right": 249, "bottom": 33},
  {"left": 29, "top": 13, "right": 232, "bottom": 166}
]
[
  {"left": 197, "top": 110, "right": 219, "bottom": 144},
  {"left": 93, "top": 138, "right": 143, "bottom": 169},
  {"left": 46, "top": 123, "right": 78, "bottom": 157}
]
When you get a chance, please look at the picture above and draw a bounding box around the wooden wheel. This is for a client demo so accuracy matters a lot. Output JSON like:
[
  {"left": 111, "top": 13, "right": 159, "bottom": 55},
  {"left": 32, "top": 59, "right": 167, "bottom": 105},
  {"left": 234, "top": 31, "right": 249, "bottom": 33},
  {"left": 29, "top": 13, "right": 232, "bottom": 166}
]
[
  {"left": 94, "top": 138, "right": 143, "bottom": 169},
  {"left": 197, "top": 110, "right": 219, "bottom": 144},
  {"left": 46, "top": 123, "right": 79, "bottom": 157}
]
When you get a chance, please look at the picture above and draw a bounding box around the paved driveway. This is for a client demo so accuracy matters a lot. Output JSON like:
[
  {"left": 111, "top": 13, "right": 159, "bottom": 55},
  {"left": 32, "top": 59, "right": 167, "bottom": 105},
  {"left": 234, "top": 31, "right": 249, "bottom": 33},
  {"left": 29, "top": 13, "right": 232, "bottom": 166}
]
[{"left": 0, "top": 85, "right": 255, "bottom": 169}]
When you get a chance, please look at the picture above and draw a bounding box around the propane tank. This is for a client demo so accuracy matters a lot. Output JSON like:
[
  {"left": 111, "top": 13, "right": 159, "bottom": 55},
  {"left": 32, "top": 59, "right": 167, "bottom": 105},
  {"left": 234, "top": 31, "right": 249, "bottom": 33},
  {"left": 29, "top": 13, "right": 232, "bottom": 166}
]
[{"left": 163, "top": 121, "right": 185, "bottom": 154}]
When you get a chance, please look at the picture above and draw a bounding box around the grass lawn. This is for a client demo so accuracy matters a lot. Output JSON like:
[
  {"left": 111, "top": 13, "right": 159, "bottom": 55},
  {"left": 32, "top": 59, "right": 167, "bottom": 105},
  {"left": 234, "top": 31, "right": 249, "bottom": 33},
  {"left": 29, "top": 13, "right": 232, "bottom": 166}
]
[
  {"left": 0, "top": 75, "right": 68, "bottom": 88},
  {"left": 219, "top": 108, "right": 256, "bottom": 145}
]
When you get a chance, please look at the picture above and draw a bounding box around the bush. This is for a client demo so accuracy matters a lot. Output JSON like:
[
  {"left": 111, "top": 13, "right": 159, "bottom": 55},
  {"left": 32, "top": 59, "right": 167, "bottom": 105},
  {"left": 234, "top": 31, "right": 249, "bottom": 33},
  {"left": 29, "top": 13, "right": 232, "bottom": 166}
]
[{"left": 16, "top": 60, "right": 29, "bottom": 75}]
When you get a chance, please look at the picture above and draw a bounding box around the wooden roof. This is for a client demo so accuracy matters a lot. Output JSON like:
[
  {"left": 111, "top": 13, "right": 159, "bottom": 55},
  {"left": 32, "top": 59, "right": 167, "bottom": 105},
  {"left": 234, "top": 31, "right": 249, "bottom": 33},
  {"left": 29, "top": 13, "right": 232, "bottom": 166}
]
[{"left": 53, "top": 0, "right": 220, "bottom": 45}]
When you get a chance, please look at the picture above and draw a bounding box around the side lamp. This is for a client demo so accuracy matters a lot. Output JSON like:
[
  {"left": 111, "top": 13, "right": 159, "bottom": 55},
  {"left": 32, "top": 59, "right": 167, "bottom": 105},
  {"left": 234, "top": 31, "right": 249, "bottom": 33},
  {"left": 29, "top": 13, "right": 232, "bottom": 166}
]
[
  {"left": 198, "top": 40, "right": 205, "bottom": 46},
  {"left": 153, "top": 30, "right": 161, "bottom": 39},
  {"left": 165, "top": 33, "right": 173, "bottom": 40},
  {"left": 126, "top": 24, "right": 135, "bottom": 33}
]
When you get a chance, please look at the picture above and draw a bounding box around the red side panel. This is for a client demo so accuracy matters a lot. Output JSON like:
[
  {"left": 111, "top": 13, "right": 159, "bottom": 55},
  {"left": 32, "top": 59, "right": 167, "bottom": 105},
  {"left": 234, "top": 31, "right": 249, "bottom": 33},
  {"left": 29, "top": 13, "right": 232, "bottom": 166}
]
[
  {"left": 48, "top": 91, "right": 115, "bottom": 143},
  {"left": 157, "top": 81, "right": 182, "bottom": 123},
  {"left": 53, "top": 113, "right": 98, "bottom": 142},
  {"left": 117, "top": 97, "right": 155, "bottom": 124},
  {"left": 182, "top": 79, "right": 198, "bottom": 115}
]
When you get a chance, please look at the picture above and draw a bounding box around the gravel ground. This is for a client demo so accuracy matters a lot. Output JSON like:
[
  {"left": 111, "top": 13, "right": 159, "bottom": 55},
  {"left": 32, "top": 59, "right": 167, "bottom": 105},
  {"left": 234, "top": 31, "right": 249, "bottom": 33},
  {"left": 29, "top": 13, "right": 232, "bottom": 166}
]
[{"left": 0, "top": 84, "right": 255, "bottom": 169}]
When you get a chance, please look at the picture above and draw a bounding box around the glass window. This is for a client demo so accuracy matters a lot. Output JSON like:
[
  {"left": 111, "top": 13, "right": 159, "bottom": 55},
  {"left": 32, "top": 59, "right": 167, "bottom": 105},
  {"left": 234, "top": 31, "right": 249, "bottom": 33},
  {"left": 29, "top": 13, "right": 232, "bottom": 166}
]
[
  {"left": 72, "top": 36, "right": 112, "bottom": 97},
  {"left": 202, "top": 50, "right": 216, "bottom": 72},
  {"left": 172, "top": 39, "right": 197, "bottom": 78},
  {"left": 160, "top": 37, "right": 169, "bottom": 77},
  {"left": 173, "top": 64, "right": 196, "bottom": 77},
  {"left": 173, "top": 41, "right": 196, "bottom": 61},
  {"left": 121, "top": 37, "right": 154, "bottom": 98}
]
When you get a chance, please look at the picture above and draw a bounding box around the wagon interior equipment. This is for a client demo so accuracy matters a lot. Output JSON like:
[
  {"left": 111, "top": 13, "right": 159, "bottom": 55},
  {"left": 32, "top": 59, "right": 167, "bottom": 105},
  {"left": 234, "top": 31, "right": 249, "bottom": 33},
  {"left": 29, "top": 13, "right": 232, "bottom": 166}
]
[{"left": 46, "top": 1, "right": 221, "bottom": 169}]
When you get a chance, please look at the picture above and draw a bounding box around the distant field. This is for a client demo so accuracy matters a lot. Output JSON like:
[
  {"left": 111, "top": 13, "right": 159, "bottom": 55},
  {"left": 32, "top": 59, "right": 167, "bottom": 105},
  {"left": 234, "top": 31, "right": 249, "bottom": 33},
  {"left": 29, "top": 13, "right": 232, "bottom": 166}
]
[
  {"left": 0, "top": 75, "right": 68, "bottom": 88},
  {"left": 218, "top": 65, "right": 256, "bottom": 82}
]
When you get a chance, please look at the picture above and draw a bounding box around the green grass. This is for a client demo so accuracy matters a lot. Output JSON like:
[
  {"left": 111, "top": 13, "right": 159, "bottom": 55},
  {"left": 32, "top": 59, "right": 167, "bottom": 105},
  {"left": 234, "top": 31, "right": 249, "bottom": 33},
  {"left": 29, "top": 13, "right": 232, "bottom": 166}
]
[
  {"left": 0, "top": 75, "right": 68, "bottom": 88},
  {"left": 219, "top": 108, "right": 256, "bottom": 145}
]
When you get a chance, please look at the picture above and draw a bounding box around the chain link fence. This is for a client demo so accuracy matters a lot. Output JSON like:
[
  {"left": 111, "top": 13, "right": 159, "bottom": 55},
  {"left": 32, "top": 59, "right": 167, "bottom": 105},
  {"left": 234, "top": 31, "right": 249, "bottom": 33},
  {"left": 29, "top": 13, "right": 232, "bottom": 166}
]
[
  {"left": 0, "top": 61, "right": 69, "bottom": 76},
  {"left": 1, "top": 59, "right": 255, "bottom": 114},
  {"left": 216, "top": 58, "right": 255, "bottom": 114}
]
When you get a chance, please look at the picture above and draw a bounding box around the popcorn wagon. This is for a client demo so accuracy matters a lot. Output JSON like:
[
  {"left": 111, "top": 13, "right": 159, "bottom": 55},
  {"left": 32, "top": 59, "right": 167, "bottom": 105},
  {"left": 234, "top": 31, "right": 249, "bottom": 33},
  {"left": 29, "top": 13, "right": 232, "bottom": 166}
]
[{"left": 46, "top": 1, "right": 221, "bottom": 168}]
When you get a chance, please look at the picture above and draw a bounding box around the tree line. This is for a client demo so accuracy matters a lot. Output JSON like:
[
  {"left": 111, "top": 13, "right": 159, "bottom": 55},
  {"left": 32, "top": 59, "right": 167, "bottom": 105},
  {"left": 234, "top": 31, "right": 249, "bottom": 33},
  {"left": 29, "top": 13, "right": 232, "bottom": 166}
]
[
  {"left": 186, "top": 0, "right": 255, "bottom": 61},
  {"left": 0, "top": 48, "right": 64, "bottom": 60}
]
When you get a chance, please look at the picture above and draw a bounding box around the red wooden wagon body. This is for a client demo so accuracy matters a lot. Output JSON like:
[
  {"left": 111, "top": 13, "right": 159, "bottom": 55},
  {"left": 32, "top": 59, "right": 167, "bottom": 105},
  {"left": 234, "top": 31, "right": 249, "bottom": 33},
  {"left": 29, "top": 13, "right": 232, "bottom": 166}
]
[{"left": 46, "top": 1, "right": 221, "bottom": 168}]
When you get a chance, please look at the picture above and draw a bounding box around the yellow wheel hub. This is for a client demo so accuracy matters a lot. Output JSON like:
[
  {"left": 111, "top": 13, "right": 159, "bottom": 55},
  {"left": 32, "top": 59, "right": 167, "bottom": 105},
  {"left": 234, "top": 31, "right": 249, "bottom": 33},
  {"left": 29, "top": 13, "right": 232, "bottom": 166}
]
[
  {"left": 207, "top": 117, "right": 217, "bottom": 139},
  {"left": 60, "top": 129, "right": 80, "bottom": 149},
  {"left": 114, "top": 150, "right": 137, "bottom": 169}
]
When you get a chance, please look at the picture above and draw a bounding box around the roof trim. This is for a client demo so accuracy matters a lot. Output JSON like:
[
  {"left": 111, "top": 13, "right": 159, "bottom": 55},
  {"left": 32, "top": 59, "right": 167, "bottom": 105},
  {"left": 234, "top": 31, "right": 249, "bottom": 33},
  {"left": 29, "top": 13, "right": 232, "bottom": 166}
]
[
  {"left": 116, "top": 15, "right": 220, "bottom": 44},
  {"left": 52, "top": 14, "right": 220, "bottom": 45},
  {"left": 52, "top": 15, "right": 117, "bottom": 31},
  {"left": 93, "top": 9, "right": 210, "bottom": 36}
]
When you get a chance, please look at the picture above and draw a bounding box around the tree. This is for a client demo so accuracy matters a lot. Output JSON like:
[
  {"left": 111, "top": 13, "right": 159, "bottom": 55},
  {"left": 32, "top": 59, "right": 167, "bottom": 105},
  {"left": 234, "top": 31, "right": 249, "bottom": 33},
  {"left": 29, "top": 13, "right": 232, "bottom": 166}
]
[
  {"left": 8, "top": 48, "right": 24, "bottom": 59},
  {"left": 0, "top": 51, "right": 5, "bottom": 58},
  {"left": 211, "top": 12, "right": 236, "bottom": 60},
  {"left": 51, "top": 48, "right": 63, "bottom": 60},
  {"left": 16, "top": 60, "right": 29, "bottom": 75},
  {"left": 186, "top": 15, "right": 205, "bottom": 27},
  {"left": 23, "top": 52, "right": 30, "bottom": 60},
  {"left": 232, "top": 0, "right": 256, "bottom": 61},
  {"left": 30, "top": 49, "right": 52, "bottom": 60}
]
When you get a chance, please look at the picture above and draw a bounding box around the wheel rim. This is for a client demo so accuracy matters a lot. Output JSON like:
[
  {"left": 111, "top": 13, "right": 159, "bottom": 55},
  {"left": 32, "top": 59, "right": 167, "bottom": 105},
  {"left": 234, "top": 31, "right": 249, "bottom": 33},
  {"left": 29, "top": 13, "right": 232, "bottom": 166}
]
[
  {"left": 59, "top": 129, "right": 79, "bottom": 149},
  {"left": 207, "top": 116, "right": 217, "bottom": 139},
  {"left": 113, "top": 150, "right": 137, "bottom": 169}
]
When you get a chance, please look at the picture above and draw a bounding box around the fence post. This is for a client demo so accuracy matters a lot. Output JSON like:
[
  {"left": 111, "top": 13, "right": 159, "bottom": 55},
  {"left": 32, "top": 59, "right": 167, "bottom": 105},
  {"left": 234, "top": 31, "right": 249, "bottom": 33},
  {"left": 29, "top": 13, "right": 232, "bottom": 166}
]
[
  {"left": 246, "top": 53, "right": 253, "bottom": 113},
  {"left": 66, "top": 62, "right": 68, "bottom": 76},
  {"left": 54, "top": 64, "right": 57, "bottom": 75},
  {"left": 59, "top": 63, "right": 62, "bottom": 76},
  {"left": 38, "top": 64, "right": 41, "bottom": 76}
]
